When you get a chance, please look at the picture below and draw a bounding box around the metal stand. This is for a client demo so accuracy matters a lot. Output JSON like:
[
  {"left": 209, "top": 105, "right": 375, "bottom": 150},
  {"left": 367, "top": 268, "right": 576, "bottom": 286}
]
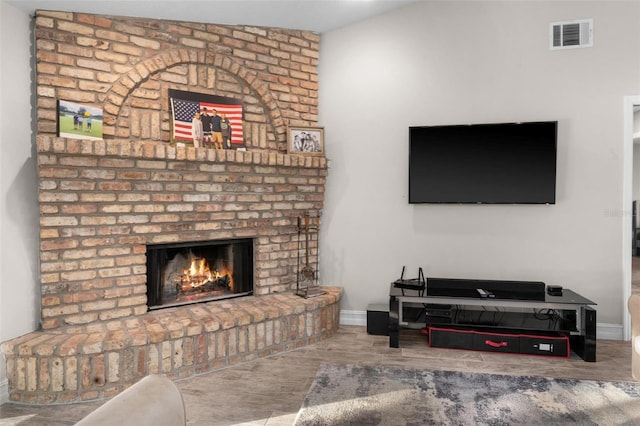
[{"left": 296, "top": 212, "right": 325, "bottom": 298}]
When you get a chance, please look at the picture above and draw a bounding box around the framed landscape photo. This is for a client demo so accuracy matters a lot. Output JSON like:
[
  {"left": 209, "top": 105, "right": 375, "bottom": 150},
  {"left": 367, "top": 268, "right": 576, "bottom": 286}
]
[
  {"left": 57, "top": 100, "right": 103, "bottom": 140},
  {"left": 287, "top": 126, "right": 324, "bottom": 156}
]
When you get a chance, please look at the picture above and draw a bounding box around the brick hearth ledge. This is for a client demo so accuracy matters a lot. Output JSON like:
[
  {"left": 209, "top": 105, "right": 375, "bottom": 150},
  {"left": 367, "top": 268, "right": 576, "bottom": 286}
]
[{"left": 1, "top": 287, "right": 341, "bottom": 404}]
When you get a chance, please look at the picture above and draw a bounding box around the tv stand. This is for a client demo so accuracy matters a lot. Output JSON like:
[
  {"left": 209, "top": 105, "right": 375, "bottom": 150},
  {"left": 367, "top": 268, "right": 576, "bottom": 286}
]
[{"left": 389, "top": 281, "right": 597, "bottom": 362}]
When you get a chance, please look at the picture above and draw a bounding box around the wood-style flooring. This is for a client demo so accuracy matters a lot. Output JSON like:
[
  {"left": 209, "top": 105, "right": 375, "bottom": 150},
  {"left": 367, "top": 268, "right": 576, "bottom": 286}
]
[{"left": 0, "top": 324, "right": 633, "bottom": 426}]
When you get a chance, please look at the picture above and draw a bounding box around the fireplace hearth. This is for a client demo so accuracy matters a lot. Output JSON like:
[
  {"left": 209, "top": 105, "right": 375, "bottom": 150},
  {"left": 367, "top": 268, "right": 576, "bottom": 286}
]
[{"left": 146, "top": 238, "right": 254, "bottom": 309}]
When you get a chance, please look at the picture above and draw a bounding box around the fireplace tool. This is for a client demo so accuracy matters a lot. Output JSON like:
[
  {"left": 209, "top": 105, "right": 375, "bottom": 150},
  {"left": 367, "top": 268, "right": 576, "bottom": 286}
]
[{"left": 296, "top": 212, "right": 325, "bottom": 298}]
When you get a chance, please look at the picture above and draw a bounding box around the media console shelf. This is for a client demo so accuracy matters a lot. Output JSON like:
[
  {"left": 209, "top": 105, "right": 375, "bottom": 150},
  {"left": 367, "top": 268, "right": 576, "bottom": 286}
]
[{"left": 389, "top": 279, "right": 597, "bottom": 362}]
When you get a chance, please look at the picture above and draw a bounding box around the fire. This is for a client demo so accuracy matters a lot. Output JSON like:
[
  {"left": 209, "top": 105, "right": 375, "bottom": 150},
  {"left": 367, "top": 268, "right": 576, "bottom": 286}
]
[
  {"left": 177, "top": 254, "right": 232, "bottom": 294},
  {"left": 182, "top": 257, "right": 213, "bottom": 289}
]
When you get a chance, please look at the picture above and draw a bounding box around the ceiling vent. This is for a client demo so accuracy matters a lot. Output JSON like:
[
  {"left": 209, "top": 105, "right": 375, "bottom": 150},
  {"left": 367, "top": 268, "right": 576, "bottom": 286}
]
[{"left": 550, "top": 19, "right": 593, "bottom": 50}]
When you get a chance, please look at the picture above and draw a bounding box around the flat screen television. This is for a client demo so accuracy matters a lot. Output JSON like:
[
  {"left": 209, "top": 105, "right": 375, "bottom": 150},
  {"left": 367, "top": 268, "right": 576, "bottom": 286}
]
[{"left": 409, "top": 121, "right": 557, "bottom": 204}]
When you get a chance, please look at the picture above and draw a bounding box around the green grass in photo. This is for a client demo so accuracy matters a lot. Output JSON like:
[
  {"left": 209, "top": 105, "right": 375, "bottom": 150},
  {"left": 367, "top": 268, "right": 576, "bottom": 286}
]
[{"left": 59, "top": 114, "right": 103, "bottom": 138}]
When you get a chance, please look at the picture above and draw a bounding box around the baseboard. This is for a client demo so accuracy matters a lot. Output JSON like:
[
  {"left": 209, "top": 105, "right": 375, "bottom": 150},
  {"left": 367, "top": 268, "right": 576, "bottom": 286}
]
[
  {"left": 597, "top": 322, "right": 624, "bottom": 340},
  {"left": 340, "top": 310, "right": 367, "bottom": 326},
  {"left": 339, "top": 309, "right": 625, "bottom": 341},
  {"left": 0, "top": 378, "right": 8, "bottom": 404}
]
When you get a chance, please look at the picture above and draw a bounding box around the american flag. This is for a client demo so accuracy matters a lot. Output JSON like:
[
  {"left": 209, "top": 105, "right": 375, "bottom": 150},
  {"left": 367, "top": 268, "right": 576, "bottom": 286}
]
[{"left": 170, "top": 97, "right": 244, "bottom": 146}]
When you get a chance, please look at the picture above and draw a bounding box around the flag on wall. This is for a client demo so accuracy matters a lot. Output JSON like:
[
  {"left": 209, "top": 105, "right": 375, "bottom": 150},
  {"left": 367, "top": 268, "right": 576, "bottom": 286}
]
[{"left": 169, "top": 89, "right": 244, "bottom": 147}]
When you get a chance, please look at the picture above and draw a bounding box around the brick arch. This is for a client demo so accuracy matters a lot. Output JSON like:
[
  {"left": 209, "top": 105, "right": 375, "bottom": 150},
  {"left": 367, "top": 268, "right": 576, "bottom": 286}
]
[{"left": 102, "top": 48, "right": 287, "bottom": 144}]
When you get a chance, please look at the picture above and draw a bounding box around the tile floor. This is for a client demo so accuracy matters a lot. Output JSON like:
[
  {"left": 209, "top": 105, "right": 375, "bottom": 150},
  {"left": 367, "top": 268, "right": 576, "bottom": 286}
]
[{"left": 0, "top": 325, "right": 634, "bottom": 426}]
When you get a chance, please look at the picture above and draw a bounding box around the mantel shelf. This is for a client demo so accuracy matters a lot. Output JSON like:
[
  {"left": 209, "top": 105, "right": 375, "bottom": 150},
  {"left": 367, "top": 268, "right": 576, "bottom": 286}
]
[{"left": 38, "top": 136, "right": 328, "bottom": 170}]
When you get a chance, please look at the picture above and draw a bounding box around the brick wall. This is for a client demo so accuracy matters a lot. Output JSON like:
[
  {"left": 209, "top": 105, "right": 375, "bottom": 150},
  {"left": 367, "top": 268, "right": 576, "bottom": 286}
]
[
  {"left": 37, "top": 137, "right": 327, "bottom": 330},
  {"left": 35, "top": 9, "right": 320, "bottom": 148},
  {"left": 33, "top": 11, "right": 327, "bottom": 330}
]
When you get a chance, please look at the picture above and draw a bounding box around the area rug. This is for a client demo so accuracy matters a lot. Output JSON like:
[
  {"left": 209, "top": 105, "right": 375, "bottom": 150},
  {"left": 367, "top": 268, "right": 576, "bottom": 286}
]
[{"left": 294, "top": 363, "right": 640, "bottom": 425}]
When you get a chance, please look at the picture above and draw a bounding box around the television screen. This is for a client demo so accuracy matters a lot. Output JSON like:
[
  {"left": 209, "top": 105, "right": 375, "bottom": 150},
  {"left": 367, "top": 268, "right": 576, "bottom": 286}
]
[{"left": 409, "top": 121, "right": 557, "bottom": 204}]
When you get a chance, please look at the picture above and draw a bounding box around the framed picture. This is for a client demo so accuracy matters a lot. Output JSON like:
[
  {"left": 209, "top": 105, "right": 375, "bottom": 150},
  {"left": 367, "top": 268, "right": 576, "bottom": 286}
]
[
  {"left": 287, "top": 126, "right": 324, "bottom": 156},
  {"left": 169, "top": 89, "right": 244, "bottom": 150},
  {"left": 57, "top": 100, "right": 103, "bottom": 140}
]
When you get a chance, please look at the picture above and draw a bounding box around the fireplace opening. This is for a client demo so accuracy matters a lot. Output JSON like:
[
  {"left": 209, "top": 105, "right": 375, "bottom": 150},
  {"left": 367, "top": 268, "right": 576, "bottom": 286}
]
[{"left": 146, "top": 238, "right": 254, "bottom": 309}]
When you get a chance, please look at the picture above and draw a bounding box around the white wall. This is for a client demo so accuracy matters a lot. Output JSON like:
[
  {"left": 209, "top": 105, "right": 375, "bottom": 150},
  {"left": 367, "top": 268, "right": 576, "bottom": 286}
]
[
  {"left": 319, "top": 1, "right": 640, "bottom": 327},
  {"left": 0, "top": 1, "right": 41, "bottom": 400}
]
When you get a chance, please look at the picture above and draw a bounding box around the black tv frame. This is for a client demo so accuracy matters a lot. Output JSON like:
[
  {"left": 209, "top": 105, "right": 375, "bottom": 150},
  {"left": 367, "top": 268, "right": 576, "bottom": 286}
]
[{"left": 408, "top": 121, "right": 558, "bottom": 205}]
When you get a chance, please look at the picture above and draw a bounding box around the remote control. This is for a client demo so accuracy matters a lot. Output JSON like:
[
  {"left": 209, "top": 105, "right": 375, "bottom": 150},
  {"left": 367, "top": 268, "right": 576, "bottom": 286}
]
[{"left": 477, "top": 288, "right": 495, "bottom": 298}]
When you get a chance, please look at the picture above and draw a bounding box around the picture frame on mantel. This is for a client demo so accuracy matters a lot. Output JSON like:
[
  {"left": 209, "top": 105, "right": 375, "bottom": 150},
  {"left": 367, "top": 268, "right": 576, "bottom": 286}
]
[
  {"left": 287, "top": 126, "right": 324, "bottom": 156},
  {"left": 169, "top": 89, "right": 244, "bottom": 150},
  {"left": 57, "top": 100, "right": 103, "bottom": 140}
]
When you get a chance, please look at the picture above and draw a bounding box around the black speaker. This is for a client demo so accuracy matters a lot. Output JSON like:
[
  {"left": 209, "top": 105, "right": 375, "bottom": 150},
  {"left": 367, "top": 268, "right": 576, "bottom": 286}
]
[{"left": 367, "top": 304, "right": 389, "bottom": 336}]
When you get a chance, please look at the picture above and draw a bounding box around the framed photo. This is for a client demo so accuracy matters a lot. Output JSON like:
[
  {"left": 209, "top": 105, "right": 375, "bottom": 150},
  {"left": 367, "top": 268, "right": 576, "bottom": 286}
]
[
  {"left": 287, "top": 126, "right": 324, "bottom": 156},
  {"left": 57, "top": 100, "right": 103, "bottom": 140},
  {"left": 169, "top": 89, "right": 244, "bottom": 150}
]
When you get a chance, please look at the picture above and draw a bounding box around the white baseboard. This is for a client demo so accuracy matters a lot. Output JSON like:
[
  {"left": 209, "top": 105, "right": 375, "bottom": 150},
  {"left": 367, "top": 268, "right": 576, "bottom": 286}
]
[
  {"left": 339, "top": 309, "right": 625, "bottom": 341},
  {"left": 597, "top": 323, "right": 624, "bottom": 340},
  {"left": 0, "top": 378, "right": 8, "bottom": 404},
  {"left": 340, "top": 310, "right": 367, "bottom": 326}
]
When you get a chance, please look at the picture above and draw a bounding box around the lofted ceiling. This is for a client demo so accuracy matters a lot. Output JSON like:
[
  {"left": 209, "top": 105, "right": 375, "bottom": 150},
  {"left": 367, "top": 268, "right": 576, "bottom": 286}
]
[{"left": 5, "top": 0, "right": 415, "bottom": 33}]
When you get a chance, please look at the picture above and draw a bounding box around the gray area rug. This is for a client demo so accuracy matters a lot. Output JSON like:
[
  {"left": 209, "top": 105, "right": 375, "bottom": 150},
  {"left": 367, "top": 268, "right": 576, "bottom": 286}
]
[{"left": 294, "top": 363, "right": 640, "bottom": 425}]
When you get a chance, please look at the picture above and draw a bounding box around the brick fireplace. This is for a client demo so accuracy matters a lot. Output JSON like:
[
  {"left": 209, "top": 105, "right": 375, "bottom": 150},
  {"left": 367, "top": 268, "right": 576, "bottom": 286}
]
[
  {"left": 0, "top": 11, "right": 342, "bottom": 403},
  {"left": 0, "top": 136, "right": 341, "bottom": 403},
  {"left": 35, "top": 136, "right": 329, "bottom": 330}
]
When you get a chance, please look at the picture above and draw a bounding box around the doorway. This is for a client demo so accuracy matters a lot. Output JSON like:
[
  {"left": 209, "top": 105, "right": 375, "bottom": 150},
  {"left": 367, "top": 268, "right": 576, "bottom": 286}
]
[{"left": 623, "top": 96, "right": 640, "bottom": 340}]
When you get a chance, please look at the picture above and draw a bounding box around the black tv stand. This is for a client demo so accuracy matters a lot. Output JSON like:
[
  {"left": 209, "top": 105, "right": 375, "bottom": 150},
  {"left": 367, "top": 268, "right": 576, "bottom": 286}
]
[{"left": 389, "top": 279, "right": 597, "bottom": 362}]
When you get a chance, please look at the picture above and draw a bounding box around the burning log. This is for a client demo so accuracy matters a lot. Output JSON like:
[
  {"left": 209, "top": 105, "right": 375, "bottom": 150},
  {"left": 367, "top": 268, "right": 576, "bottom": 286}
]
[
  {"left": 176, "top": 273, "right": 230, "bottom": 295},
  {"left": 165, "top": 251, "right": 233, "bottom": 297}
]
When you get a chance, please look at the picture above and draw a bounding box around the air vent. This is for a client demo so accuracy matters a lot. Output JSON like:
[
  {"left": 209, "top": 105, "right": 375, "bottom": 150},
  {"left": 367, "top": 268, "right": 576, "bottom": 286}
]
[{"left": 550, "top": 19, "right": 593, "bottom": 50}]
